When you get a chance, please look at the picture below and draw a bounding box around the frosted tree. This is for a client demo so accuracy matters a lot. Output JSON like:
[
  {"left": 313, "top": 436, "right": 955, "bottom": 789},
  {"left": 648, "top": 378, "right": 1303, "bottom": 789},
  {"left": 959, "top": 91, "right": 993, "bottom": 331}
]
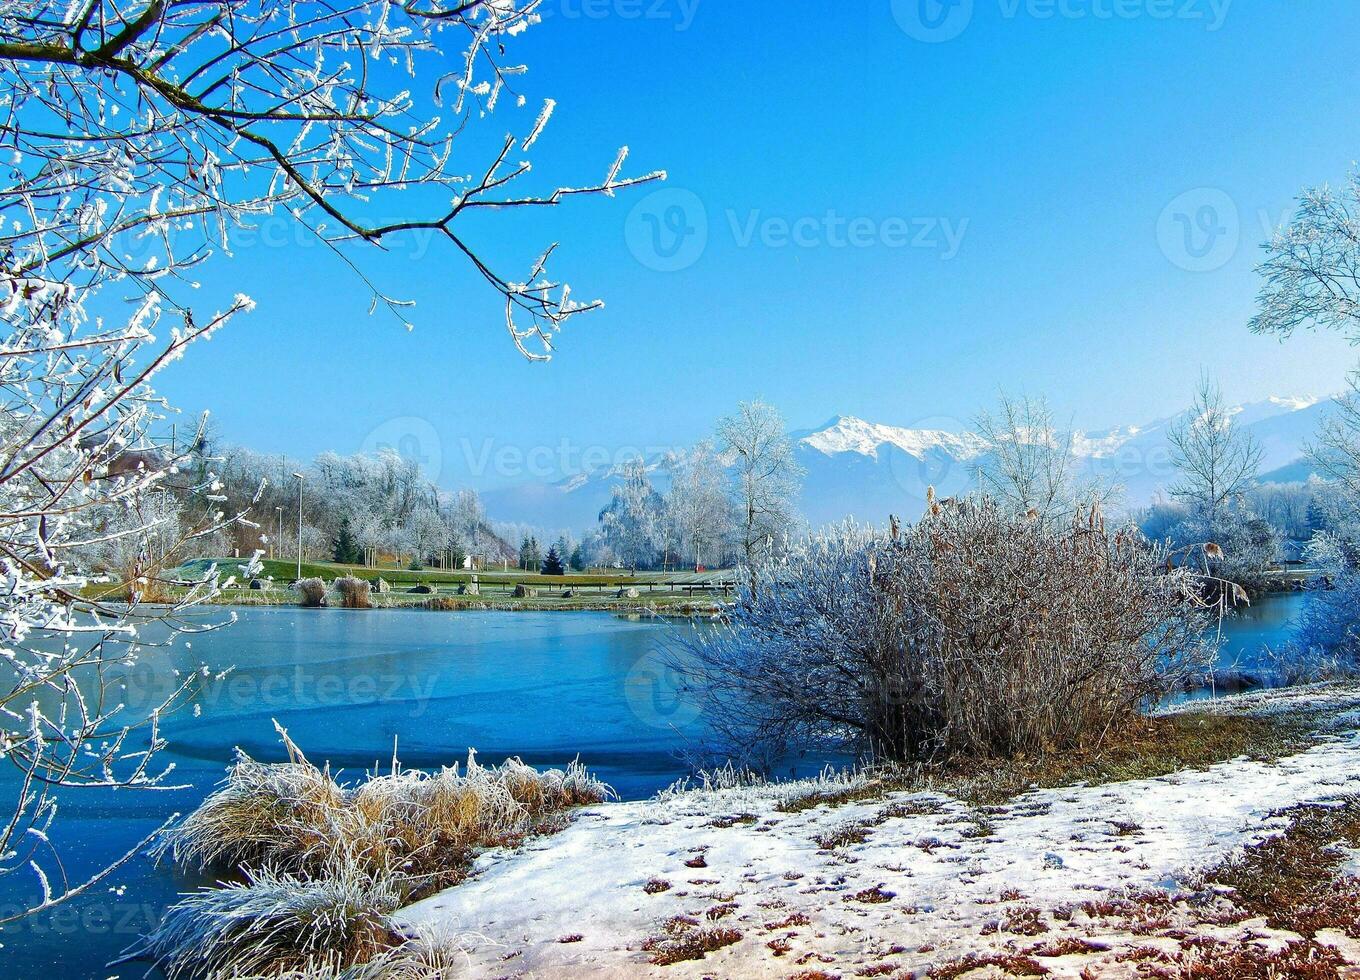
[
  {"left": 1311, "top": 369, "right": 1360, "bottom": 502},
  {"left": 351, "top": 512, "right": 386, "bottom": 568},
  {"left": 1248, "top": 481, "right": 1317, "bottom": 541},
  {"left": 1291, "top": 371, "right": 1360, "bottom": 658},
  {"left": 600, "top": 456, "right": 661, "bottom": 571},
  {"left": 972, "top": 393, "right": 1116, "bottom": 522},
  {"left": 1166, "top": 377, "right": 1274, "bottom": 590},
  {"left": 1167, "top": 377, "right": 1263, "bottom": 535},
  {"left": 0, "top": 0, "right": 660, "bottom": 921},
  {"left": 449, "top": 489, "right": 490, "bottom": 563},
  {"left": 0, "top": 290, "right": 253, "bottom": 923},
  {"left": 1251, "top": 170, "right": 1360, "bottom": 343},
  {"left": 406, "top": 504, "right": 448, "bottom": 567},
  {"left": 79, "top": 490, "right": 184, "bottom": 587},
  {"left": 1251, "top": 172, "right": 1360, "bottom": 650},
  {"left": 717, "top": 400, "right": 804, "bottom": 572},
  {"left": 664, "top": 440, "right": 731, "bottom": 570},
  {"left": 1, "top": 0, "right": 663, "bottom": 357}
]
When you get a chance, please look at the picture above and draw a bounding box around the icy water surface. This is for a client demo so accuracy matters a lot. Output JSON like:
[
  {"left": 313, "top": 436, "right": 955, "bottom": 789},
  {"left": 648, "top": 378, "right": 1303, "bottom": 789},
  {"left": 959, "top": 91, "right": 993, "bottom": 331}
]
[
  {"left": 0, "top": 597, "right": 1310, "bottom": 977},
  {"left": 0, "top": 609, "right": 705, "bottom": 978},
  {"left": 1214, "top": 591, "right": 1310, "bottom": 677}
]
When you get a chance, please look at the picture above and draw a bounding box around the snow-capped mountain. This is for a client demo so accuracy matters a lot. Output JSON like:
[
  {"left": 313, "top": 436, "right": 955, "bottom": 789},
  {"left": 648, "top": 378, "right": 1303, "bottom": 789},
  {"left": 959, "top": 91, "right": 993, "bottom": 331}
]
[
  {"left": 793, "top": 397, "right": 1330, "bottom": 527},
  {"left": 480, "top": 396, "right": 1334, "bottom": 531}
]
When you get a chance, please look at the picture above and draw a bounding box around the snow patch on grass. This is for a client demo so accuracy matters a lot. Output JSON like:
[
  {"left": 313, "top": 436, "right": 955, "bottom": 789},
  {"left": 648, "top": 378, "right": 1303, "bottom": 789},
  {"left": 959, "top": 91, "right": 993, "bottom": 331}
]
[{"left": 396, "top": 685, "right": 1360, "bottom": 977}]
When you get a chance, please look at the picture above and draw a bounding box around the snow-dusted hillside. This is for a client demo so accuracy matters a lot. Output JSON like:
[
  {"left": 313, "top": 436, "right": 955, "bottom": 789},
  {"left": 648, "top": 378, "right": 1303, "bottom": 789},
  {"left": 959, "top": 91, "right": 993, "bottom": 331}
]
[{"left": 481, "top": 396, "right": 1332, "bottom": 531}]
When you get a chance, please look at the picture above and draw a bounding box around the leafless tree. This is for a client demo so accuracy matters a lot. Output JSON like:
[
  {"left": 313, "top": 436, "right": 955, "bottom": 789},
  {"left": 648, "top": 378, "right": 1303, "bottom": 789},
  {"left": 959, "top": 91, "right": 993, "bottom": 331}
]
[
  {"left": 405, "top": 502, "right": 447, "bottom": 567},
  {"left": 1311, "top": 368, "right": 1360, "bottom": 502},
  {"left": 664, "top": 440, "right": 731, "bottom": 571},
  {"left": 973, "top": 393, "right": 1113, "bottom": 522},
  {"left": 448, "top": 488, "right": 489, "bottom": 565},
  {"left": 716, "top": 399, "right": 803, "bottom": 573},
  {"left": 1168, "top": 376, "right": 1263, "bottom": 535},
  {"left": 0, "top": 0, "right": 660, "bottom": 921},
  {"left": 1248, "top": 481, "right": 1316, "bottom": 542}
]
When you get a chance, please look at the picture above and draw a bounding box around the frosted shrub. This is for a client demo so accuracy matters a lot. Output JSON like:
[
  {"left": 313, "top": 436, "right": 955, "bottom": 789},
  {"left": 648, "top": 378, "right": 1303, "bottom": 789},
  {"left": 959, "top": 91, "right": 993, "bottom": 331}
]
[
  {"left": 296, "top": 577, "right": 328, "bottom": 608},
  {"left": 154, "top": 727, "right": 611, "bottom": 976},
  {"left": 1168, "top": 510, "right": 1279, "bottom": 596},
  {"left": 682, "top": 500, "right": 1219, "bottom": 765},
  {"left": 335, "top": 576, "right": 373, "bottom": 609},
  {"left": 1291, "top": 531, "right": 1360, "bottom": 666}
]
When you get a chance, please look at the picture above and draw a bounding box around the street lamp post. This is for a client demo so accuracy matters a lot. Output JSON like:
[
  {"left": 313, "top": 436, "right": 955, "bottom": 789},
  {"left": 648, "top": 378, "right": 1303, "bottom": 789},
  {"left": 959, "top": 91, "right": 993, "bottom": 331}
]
[
  {"left": 292, "top": 473, "right": 305, "bottom": 581},
  {"left": 274, "top": 507, "right": 283, "bottom": 561}
]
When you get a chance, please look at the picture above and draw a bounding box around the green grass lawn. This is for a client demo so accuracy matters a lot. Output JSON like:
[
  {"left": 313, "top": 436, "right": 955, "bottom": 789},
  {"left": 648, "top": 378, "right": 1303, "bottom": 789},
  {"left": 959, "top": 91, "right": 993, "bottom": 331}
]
[{"left": 173, "top": 557, "right": 735, "bottom": 590}]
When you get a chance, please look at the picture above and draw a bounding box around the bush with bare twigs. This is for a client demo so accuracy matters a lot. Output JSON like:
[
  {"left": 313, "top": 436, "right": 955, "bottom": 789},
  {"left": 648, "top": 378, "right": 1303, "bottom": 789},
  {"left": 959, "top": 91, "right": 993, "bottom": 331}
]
[
  {"left": 335, "top": 576, "right": 373, "bottom": 609},
  {"left": 680, "top": 497, "right": 1220, "bottom": 766}
]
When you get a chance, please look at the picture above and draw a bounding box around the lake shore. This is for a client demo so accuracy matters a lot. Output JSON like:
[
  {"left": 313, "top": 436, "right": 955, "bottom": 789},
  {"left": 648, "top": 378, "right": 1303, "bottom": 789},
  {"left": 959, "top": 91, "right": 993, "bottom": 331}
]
[
  {"left": 397, "top": 682, "right": 1360, "bottom": 978},
  {"left": 202, "top": 589, "right": 725, "bottom": 616}
]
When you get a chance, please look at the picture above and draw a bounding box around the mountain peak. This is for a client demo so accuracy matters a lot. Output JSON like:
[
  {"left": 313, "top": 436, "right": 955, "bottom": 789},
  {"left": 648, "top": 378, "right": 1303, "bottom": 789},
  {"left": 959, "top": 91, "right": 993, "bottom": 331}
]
[
  {"left": 1265, "top": 394, "right": 1325, "bottom": 414},
  {"left": 801, "top": 415, "right": 987, "bottom": 461}
]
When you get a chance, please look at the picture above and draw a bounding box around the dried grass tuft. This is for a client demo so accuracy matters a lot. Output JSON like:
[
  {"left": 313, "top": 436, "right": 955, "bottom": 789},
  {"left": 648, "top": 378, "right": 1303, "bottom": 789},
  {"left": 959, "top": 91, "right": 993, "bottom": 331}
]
[
  {"left": 151, "top": 726, "right": 610, "bottom": 978},
  {"left": 158, "top": 745, "right": 348, "bottom": 874},
  {"left": 334, "top": 576, "right": 372, "bottom": 609},
  {"left": 641, "top": 920, "right": 742, "bottom": 965},
  {"left": 139, "top": 861, "right": 403, "bottom": 979},
  {"left": 295, "top": 577, "right": 328, "bottom": 607}
]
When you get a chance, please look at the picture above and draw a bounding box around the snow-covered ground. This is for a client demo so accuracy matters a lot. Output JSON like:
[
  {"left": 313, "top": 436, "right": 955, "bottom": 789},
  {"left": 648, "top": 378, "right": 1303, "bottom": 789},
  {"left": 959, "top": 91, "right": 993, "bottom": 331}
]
[{"left": 397, "top": 686, "right": 1360, "bottom": 977}]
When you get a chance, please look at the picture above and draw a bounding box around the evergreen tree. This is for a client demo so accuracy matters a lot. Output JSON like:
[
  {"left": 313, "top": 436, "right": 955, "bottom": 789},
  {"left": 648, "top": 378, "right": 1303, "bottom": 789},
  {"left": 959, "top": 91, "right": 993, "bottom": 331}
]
[
  {"left": 518, "top": 535, "right": 542, "bottom": 571},
  {"left": 332, "top": 519, "right": 363, "bottom": 564},
  {"left": 569, "top": 544, "right": 586, "bottom": 572},
  {"left": 541, "top": 546, "right": 565, "bottom": 576}
]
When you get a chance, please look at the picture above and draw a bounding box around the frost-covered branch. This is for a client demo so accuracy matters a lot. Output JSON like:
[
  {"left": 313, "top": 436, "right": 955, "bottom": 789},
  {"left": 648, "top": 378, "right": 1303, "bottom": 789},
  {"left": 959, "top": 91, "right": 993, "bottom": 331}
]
[
  {"left": 0, "top": 0, "right": 665, "bottom": 348},
  {"left": 1251, "top": 170, "right": 1360, "bottom": 343},
  {"left": 0, "top": 0, "right": 665, "bottom": 922}
]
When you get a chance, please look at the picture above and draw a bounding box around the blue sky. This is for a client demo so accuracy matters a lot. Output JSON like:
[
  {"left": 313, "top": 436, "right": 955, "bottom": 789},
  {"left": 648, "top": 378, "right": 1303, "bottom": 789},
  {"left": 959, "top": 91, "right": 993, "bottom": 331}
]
[{"left": 158, "top": 0, "right": 1360, "bottom": 490}]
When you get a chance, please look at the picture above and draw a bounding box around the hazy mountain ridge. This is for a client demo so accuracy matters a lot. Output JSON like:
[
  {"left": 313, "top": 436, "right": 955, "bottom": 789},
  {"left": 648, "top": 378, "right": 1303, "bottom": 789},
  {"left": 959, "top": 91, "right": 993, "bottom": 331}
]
[{"left": 481, "top": 396, "right": 1334, "bottom": 531}]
